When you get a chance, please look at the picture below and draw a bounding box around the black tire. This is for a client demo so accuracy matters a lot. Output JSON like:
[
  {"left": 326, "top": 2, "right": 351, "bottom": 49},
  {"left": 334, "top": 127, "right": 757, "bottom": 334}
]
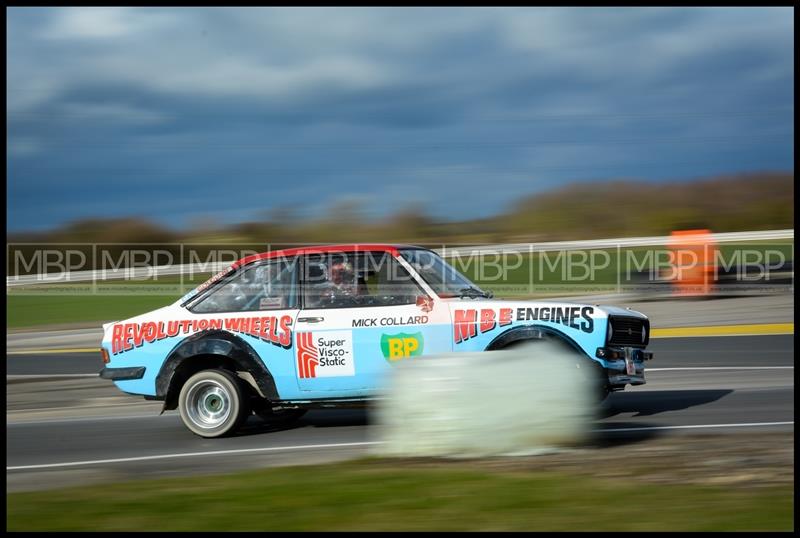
[
  {"left": 594, "top": 366, "right": 611, "bottom": 403},
  {"left": 178, "top": 369, "right": 249, "bottom": 438}
]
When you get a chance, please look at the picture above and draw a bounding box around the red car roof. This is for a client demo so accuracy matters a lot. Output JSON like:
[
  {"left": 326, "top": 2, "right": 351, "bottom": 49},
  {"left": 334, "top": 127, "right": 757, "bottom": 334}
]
[{"left": 233, "top": 244, "right": 417, "bottom": 268}]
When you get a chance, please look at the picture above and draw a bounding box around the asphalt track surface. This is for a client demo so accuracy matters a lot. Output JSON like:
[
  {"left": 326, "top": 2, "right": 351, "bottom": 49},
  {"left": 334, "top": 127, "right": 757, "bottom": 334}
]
[
  {"left": 6, "top": 334, "right": 794, "bottom": 491},
  {"left": 7, "top": 351, "right": 103, "bottom": 376}
]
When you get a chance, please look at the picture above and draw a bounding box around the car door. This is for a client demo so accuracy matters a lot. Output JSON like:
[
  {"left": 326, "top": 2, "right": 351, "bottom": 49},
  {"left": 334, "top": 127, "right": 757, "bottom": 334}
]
[{"left": 294, "top": 250, "right": 451, "bottom": 395}]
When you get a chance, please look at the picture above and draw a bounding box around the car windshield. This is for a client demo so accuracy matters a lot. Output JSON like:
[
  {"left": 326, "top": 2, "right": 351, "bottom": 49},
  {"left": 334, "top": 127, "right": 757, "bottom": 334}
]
[{"left": 399, "top": 248, "right": 489, "bottom": 298}]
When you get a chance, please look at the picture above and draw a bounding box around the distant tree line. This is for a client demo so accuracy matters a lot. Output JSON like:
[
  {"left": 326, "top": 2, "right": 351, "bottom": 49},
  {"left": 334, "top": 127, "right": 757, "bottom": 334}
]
[{"left": 9, "top": 171, "right": 793, "bottom": 248}]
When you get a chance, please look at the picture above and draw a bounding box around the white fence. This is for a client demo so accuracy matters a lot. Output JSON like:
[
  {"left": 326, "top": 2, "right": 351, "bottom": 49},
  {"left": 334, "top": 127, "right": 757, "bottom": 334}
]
[{"left": 6, "top": 228, "right": 793, "bottom": 287}]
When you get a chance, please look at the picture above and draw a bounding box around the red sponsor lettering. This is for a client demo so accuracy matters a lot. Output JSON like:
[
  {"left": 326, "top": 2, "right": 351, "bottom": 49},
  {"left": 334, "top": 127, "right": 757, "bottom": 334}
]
[
  {"left": 142, "top": 322, "right": 157, "bottom": 343},
  {"left": 224, "top": 318, "right": 242, "bottom": 331},
  {"left": 166, "top": 321, "right": 180, "bottom": 337},
  {"left": 123, "top": 324, "right": 134, "bottom": 351},
  {"left": 279, "top": 315, "right": 293, "bottom": 348},
  {"left": 480, "top": 309, "right": 496, "bottom": 333},
  {"left": 258, "top": 316, "right": 271, "bottom": 342},
  {"left": 111, "top": 324, "right": 124, "bottom": 354},
  {"left": 131, "top": 323, "right": 145, "bottom": 348},
  {"left": 499, "top": 308, "right": 513, "bottom": 326},
  {"left": 112, "top": 314, "right": 296, "bottom": 355},
  {"left": 269, "top": 316, "right": 280, "bottom": 344},
  {"left": 454, "top": 309, "right": 478, "bottom": 344}
]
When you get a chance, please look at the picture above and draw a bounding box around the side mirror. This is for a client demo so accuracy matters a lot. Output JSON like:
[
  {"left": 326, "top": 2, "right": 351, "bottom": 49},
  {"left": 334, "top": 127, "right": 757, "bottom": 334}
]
[{"left": 416, "top": 295, "right": 434, "bottom": 313}]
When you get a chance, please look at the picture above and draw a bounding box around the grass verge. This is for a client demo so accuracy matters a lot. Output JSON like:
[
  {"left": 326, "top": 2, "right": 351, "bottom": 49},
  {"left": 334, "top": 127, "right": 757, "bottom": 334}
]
[
  {"left": 6, "top": 294, "right": 175, "bottom": 329},
  {"left": 6, "top": 459, "right": 793, "bottom": 531}
]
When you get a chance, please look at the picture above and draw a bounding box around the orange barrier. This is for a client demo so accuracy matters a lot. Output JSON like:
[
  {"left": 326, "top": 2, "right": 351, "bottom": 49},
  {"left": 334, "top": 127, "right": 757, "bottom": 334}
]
[{"left": 668, "top": 229, "right": 717, "bottom": 297}]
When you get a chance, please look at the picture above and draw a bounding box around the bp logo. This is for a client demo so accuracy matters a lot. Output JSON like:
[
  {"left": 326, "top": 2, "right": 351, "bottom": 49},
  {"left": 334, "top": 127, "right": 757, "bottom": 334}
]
[{"left": 380, "top": 332, "right": 424, "bottom": 362}]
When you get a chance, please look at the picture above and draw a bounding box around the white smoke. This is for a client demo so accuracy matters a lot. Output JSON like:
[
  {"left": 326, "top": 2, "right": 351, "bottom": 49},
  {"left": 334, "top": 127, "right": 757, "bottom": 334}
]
[{"left": 371, "top": 340, "right": 595, "bottom": 458}]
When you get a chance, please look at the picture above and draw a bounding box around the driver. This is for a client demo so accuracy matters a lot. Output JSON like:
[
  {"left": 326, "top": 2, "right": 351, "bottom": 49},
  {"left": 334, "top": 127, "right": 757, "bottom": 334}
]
[{"left": 321, "top": 260, "right": 358, "bottom": 303}]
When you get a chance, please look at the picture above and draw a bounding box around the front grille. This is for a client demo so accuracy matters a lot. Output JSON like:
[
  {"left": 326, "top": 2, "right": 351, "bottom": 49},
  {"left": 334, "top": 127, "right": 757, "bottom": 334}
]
[{"left": 607, "top": 316, "right": 650, "bottom": 347}]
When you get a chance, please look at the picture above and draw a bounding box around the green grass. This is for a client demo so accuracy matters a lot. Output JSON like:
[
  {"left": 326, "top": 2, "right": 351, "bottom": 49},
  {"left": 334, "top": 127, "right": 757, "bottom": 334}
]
[
  {"left": 6, "top": 460, "right": 792, "bottom": 531},
  {"left": 6, "top": 294, "right": 176, "bottom": 329}
]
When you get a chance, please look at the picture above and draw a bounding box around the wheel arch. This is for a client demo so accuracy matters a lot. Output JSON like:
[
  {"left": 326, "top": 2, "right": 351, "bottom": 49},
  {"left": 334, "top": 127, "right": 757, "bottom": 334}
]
[
  {"left": 486, "top": 324, "right": 609, "bottom": 397},
  {"left": 484, "top": 324, "right": 589, "bottom": 357},
  {"left": 155, "top": 330, "right": 279, "bottom": 411}
]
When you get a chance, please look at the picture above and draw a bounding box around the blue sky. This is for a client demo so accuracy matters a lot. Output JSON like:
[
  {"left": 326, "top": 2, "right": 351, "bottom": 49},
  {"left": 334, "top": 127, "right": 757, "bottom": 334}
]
[{"left": 6, "top": 7, "right": 794, "bottom": 232}]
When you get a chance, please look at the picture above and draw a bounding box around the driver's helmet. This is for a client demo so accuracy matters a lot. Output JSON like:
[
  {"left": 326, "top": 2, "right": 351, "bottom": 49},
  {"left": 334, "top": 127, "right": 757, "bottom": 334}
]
[
  {"left": 330, "top": 261, "right": 354, "bottom": 286},
  {"left": 328, "top": 261, "right": 357, "bottom": 297}
]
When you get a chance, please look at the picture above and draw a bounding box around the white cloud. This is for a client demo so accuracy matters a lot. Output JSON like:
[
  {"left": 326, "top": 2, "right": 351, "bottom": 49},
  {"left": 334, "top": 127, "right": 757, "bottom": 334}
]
[
  {"left": 134, "top": 55, "right": 392, "bottom": 99},
  {"left": 59, "top": 103, "right": 168, "bottom": 124},
  {"left": 12, "top": 7, "right": 789, "bottom": 116},
  {"left": 21, "top": 8, "right": 401, "bottom": 103},
  {"left": 40, "top": 7, "right": 176, "bottom": 40},
  {"left": 499, "top": 7, "right": 794, "bottom": 81}
]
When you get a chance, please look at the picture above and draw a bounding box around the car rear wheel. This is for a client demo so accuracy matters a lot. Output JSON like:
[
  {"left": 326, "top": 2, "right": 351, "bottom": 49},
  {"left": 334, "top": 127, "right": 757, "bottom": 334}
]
[{"left": 178, "top": 369, "right": 249, "bottom": 438}]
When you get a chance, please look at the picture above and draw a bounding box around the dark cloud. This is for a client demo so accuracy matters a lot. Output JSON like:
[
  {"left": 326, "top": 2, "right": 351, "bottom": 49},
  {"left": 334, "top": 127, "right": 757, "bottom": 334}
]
[{"left": 7, "top": 7, "right": 794, "bottom": 231}]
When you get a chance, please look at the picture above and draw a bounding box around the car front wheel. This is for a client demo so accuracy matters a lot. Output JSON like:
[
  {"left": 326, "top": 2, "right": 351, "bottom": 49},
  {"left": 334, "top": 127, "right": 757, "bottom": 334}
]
[{"left": 178, "top": 369, "right": 249, "bottom": 438}]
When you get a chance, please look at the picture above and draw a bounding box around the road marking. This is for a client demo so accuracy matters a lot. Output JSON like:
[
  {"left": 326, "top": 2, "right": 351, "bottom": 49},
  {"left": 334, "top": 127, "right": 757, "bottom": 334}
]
[
  {"left": 651, "top": 323, "right": 793, "bottom": 338},
  {"left": 647, "top": 366, "right": 793, "bottom": 371},
  {"left": 7, "top": 413, "right": 171, "bottom": 426},
  {"left": 7, "top": 348, "right": 99, "bottom": 355},
  {"left": 7, "top": 421, "right": 795, "bottom": 471},
  {"left": 7, "top": 374, "right": 98, "bottom": 380},
  {"left": 597, "top": 421, "right": 793, "bottom": 433},
  {"left": 6, "top": 441, "right": 383, "bottom": 471}
]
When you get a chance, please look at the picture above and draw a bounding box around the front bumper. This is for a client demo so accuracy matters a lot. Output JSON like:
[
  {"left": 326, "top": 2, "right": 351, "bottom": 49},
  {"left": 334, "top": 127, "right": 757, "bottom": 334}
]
[{"left": 597, "top": 347, "right": 653, "bottom": 388}]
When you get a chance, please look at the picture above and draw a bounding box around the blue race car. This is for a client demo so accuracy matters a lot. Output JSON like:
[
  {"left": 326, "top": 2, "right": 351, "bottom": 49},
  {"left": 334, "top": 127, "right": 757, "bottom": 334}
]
[{"left": 100, "top": 244, "right": 653, "bottom": 437}]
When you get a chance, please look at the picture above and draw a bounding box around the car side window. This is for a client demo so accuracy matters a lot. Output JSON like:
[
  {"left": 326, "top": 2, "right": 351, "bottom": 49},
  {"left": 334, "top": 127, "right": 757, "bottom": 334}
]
[
  {"left": 190, "top": 259, "right": 298, "bottom": 313},
  {"left": 302, "top": 252, "right": 423, "bottom": 309}
]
